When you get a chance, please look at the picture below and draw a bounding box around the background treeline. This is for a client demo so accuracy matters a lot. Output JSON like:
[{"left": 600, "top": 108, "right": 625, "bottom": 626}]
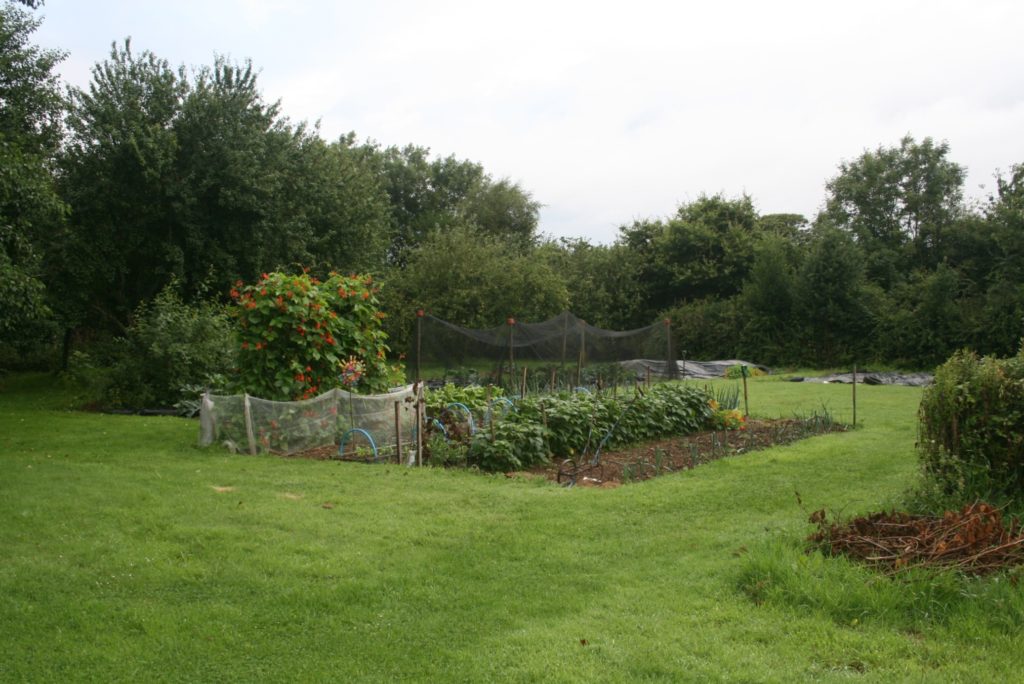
[{"left": 3, "top": 2, "right": 1023, "bottom": 388}]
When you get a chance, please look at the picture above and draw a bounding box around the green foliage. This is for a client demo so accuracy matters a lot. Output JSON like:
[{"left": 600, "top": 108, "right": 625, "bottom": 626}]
[
  {"left": 58, "top": 43, "right": 391, "bottom": 332},
  {"left": 793, "top": 227, "right": 874, "bottom": 365},
  {"left": 917, "top": 347, "right": 1024, "bottom": 504},
  {"left": 723, "top": 364, "right": 764, "bottom": 379},
  {"left": 823, "top": 135, "right": 965, "bottom": 278},
  {"left": 424, "top": 383, "right": 504, "bottom": 417},
  {"left": 467, "top": 383, "right": 714, "bottom": 472},
  {"left": 425, "top": 432, "right": 468, "bottom": 467},
  {"left": 382, "top": 223, "right": 568, "bottom": 349},
  {"left": 536, "top": 238, "right": 646, "bottom": 330},
  {"left": 71, "top": 282, "right": 236, "bottom": 408},
  {"left": 231, "top": 271, "right": 399, "bottom": 400},
  {"left": 357, "top": 142, "right": 540, "bottom": 267},
  {"left": 664, "top": 296, "right": 742, "bottom": 361},
  {"left": 0, "top": 243, "right": 53, "bottom": 360},
  {"left": 0, "top": 4, "right": 65, "bottom": 354},
  {"left": 468, "top": 419, "right": 548, "bottom": 471}
]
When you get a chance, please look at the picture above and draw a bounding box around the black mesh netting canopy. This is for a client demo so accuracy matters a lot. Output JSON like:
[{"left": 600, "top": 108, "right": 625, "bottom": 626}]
[{"left": 409, "top": 311, "right": 678, "bottom": 391}]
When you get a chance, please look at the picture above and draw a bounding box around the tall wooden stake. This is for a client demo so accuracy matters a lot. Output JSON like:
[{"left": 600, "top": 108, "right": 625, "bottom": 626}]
[
  {"left": 508, "top": 318, "right": 515, "bottom": 391},
  {"left": 243, "top": 393, "right": 257, "bottom": 455},
  {"left": 414, "top": 382, "right": 423, "bottom": 466},
  {"left": 664, "top": 318, "right": 674, "bottom": 380},
  {"left": 577, "top": 326, "right": 585, "bottom": 387},
  {"left": 742, "top": 366, "right": 750, "bottom": 417},
  {"left": 852, "top": 363, "right": 858, "bottom": 427},
  {"left": 394, "top": 400, "right": 402, "bottom": 464},
  {"left": 415, "top": 309, "right": 424, "bottom": 384}
]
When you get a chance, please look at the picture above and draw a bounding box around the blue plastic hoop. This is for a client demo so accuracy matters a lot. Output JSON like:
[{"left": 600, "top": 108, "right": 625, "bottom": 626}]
[
  {"left": 338, "top": 428, "right": 380, "bottom": 461},
  {"left": 445, "top": 402, "right": 476, "bottom": 435}
]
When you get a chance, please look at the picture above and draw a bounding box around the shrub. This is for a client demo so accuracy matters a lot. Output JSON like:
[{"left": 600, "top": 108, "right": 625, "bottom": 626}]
[
  {"left": 724, "top": 364, "right": 766, "bottom": 379},
  {"left": 918, "top": 346, "right": 1024, "bottom": 504},
  {"left": 231, "top": 271, "right": 401, "bottom": 400},
  {"left": 81, "top": 283, "right": 236, "bottom": 408}
]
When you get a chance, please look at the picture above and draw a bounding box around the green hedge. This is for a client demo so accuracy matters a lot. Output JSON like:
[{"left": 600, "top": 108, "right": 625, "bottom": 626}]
[{"left": 918, "top": 346, "right": 1024, "bottom": 502}]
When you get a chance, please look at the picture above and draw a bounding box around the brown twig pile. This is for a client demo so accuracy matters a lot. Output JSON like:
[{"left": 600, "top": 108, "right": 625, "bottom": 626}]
[{"left": 808, "top": 502, "right": 1024, "bottom": 575}]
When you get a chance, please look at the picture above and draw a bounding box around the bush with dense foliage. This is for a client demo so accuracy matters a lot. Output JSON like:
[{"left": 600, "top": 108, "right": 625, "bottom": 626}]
[
  {"left": 71, "top": 283, "right": 236, "bottom": 408},
  {"left": 918, "top": 346, "right": 1024, "bottom": 504},
  {"left": 231, "top": 271, "right": 400, "bottom": 400}
]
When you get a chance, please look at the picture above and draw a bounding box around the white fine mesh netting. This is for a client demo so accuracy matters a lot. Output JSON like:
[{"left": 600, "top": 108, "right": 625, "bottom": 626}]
[{"left": 199, "top": 385, "right": 419, "bottom": 457}]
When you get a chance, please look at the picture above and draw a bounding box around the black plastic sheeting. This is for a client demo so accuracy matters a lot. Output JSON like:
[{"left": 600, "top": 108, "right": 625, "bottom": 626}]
[
  {"left": 620, "top": 359, "right": 770, "bottom": 381},
  {"left": 791, "top": 371, "right": 933, "bottom": 387}
]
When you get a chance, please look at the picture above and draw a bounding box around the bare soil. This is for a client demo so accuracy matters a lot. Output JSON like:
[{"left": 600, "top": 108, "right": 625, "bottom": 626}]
[{"left": 531, "top": 418, "right": 846, "bottom": 487}]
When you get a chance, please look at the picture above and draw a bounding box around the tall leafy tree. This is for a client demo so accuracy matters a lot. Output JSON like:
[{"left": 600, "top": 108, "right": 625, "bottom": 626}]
[
  {"left": 359, "top": 142, "right": 540, "bottom": 265},
  {"left": 537, "top": 238, "right": 645, "bottom": 329},
  {"left": 0, "top": 2, "right": 65, "bottom": 351},
  {"left": 382, "top": 222, "right": 568, "bottom": 349},
  {"left": 58, "top": 43, "right": 391, "bottom": 333},
  {"left": 59, "top": 39, "right": 187, "bottom": 330},
  {"left": 618, "top": 194, "right": 763, "bottom": 318},
  {"left": 738, "top": 234, "right": 800, "bottom": 363},
  {"left": 793, "top": 227, "right": 873, "bottom": 365},
  {"left": 822, "top": 135, "right": 965, "bottom": 283}
]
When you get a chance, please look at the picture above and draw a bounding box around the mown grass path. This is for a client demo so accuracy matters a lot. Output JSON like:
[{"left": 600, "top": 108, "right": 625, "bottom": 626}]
[{"left": 2, "top": 375, "right": 1021, "bottom": 682}]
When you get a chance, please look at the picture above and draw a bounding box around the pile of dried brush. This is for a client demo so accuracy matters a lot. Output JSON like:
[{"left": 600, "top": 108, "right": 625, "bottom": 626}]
[{"left": 808, "top": 502, "right": 1024, "bottom": 575}]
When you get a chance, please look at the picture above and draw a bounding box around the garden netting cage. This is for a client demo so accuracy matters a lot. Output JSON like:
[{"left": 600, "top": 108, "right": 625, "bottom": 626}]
[
  {"left": 199, "top": 385, "right": 420, "bottom": 459},
  {"left": 409, "top": 311, "right": 678, "bottom": 392}
]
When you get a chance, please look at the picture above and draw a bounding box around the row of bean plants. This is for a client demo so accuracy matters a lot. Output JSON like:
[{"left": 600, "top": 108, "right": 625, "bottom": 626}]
[{"left": 424, "top": 383, "right": 716, "bottom": 472}]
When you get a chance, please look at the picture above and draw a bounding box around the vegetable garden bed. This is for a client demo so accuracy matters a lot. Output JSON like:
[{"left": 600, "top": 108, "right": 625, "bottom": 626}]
[{"left": 532, "top": 416, "right": 847, "bottom": 486}]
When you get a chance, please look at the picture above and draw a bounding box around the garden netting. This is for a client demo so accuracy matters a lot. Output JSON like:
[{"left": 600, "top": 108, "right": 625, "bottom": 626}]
[
  {"left": 411, "top": 311, "right": 677, "bottom": 391},
  {"left": 199, "top": 385, "right": 419, "bottom": 458}
]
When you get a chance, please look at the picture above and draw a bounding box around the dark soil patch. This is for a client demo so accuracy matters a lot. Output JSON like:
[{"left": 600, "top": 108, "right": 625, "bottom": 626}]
[{"left": 533, "top": 418, "right": 847, "bottom": 487}]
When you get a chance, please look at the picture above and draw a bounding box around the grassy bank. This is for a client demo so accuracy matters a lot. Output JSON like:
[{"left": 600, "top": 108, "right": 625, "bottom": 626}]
[{"left": 1, "top": 374, "right": 1021, "bottom": 681}]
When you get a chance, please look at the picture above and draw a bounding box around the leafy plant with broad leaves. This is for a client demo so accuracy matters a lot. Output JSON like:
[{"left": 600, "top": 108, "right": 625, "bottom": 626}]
[{"left": 231, "top": 271, "right": 400, "bottom": 400}]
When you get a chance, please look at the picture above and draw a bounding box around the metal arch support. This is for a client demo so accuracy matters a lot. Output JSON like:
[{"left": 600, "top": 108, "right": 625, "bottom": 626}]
[
  {"left": 445, "top": 402, "right": 477, "bottom": 435},
  {"left": 338, "top": 428, "right": 380, "bottom": 461},
  {"left": 414, "top": 418, "right": 448, "bottom": 441}
]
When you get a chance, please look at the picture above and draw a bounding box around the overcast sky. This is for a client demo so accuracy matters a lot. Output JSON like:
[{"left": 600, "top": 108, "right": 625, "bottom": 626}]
[{"left": 32, "top": 0, "right": 1024, "bottom": 243}]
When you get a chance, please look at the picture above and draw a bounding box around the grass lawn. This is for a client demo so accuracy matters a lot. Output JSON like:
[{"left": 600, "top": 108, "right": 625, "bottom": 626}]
[{"left": 2, "top": 373, "right": 1022, "bottom": 682}]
